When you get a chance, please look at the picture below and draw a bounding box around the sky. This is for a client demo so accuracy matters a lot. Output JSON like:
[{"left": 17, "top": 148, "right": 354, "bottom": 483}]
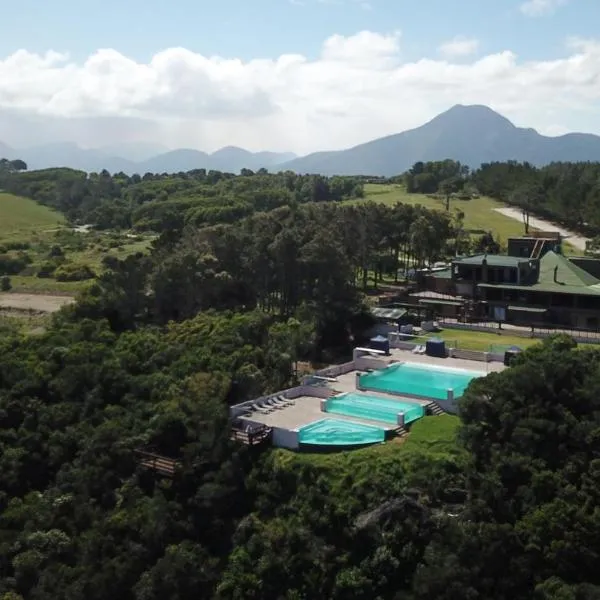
[{"left": 1, "top": 0, "right": 600, "bottom": 155}]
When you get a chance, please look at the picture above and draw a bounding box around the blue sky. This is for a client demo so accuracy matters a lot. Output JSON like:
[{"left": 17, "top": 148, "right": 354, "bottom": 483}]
[
  {"left": 0, "top": 0, "right": 596, "bottom": 63},
  {"left": 1, "top": 0, "right": 600, "bottom": 153}
]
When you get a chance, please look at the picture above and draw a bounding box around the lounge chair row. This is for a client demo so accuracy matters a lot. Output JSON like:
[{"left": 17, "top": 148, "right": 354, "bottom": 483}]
[
  {"left": 412, "top": 345, "right": 426, "bottom": 354},
  {"left": 251, "top": 395, "right": 295, "bottom": 415}
]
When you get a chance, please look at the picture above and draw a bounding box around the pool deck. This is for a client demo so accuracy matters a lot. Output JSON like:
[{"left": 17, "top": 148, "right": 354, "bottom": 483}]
[
  {"left": 240, "top": 349, "right": 506, "bottom": 434},
  {"left": 333, "top": 348, "right": 505, "bottom": 395},
  {"left": 243, "top": 395, "right": 397, "bottom": 431}
]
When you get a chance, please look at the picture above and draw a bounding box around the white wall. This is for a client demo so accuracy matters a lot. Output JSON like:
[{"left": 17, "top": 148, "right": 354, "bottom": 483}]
[
  {"left": 355, "top": 356, "right": 388, "bottom": 371},
  {"left": 272, "top": 427, "right": 299, "bottom": 450}
]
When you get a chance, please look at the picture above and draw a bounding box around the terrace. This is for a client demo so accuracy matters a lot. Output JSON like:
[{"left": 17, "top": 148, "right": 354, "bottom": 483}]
[{"left": 230, "top": 344, "right": 507, "bottom": 452}]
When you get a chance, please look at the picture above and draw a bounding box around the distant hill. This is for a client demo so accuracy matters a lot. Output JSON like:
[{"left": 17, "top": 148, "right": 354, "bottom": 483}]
[
  {"left": 4, "top": 104, "right": 600, "bottom": 176},
  {"left": 0, "top": 142, "right": 296, "bottom": 175},
  {"left": 279, "top": 105, "right": 600, "bottom": 176}
]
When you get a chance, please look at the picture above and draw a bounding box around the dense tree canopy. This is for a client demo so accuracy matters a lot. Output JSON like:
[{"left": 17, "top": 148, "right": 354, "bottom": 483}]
[{"left": 3, "top": 158, "right": 600, "bottom": 598}]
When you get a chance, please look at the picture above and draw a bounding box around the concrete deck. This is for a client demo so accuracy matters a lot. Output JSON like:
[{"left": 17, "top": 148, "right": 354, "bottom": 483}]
[
  {"left": 243, "top": 395, "right": 397, "bottom": 431},
  {"left": 242, "top": 349, "right": 506, "bottom": 434}
]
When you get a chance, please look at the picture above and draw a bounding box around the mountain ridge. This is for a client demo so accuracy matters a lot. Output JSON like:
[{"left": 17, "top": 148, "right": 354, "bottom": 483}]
[
  {"left": 278, "top": 104, "right": 600, "bottom": 175},
  {"left": 3, "top": 104, "right": 600, "bottom": 175}
]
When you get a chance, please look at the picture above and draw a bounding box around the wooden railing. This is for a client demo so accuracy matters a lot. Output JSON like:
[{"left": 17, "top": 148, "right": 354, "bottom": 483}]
[
  {"left": 134, "top": 448, "right": 180, "bottom": 478},
  {"left": 230, "top": 422, "right": 272, "bottom": 446}
]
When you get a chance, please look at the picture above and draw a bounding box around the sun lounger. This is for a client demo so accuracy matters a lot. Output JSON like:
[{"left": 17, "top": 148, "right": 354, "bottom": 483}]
[
  {"left": 252, "top": 403, "right": 270, "bottom": 414},
  {"left": 278, "top": 395, "right": 294, "bottom": 405}
]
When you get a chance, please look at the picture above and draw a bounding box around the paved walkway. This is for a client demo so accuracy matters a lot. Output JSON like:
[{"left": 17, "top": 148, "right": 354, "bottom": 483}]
[{"left": 494, "top": 207, "right": 589, "bottom": 251}]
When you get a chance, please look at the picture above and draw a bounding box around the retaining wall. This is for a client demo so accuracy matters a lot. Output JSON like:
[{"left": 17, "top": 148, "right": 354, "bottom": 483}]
[{"left": 271, "top": 427, "right": 299, "bottom": 450}]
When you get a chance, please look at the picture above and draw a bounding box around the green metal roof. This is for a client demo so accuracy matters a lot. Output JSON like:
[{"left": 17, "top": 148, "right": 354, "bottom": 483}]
[
  {"left": 538, "top": 251, "right": 600, "bottom": 287},
  {"left": 453, "top": 254, "right": 530, "bottom": 268},
  {"left": 478, "top": 251, "right": 600, "bottom": 296}
]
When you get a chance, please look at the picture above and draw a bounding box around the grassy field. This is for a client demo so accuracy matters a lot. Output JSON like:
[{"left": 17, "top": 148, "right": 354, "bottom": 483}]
[
  {"left": 359, "top": 184, "right": 578, "bottom": 253},
  {"left": 411, "top": 327, "right": 541, "bottom": 352},
  {"left": 0, "top": 192, "right": 65, "bottom": 239},
  {"left": 0, "top": 192, "right": 154, "bottom": 294}
]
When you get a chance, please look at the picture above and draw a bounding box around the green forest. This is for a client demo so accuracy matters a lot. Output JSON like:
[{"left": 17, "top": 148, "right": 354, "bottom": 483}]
[{"left": 3, "top": 158, "right": 600, "bottom": 598}]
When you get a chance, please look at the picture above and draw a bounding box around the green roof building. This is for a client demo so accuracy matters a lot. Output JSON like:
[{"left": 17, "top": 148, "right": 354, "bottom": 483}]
[{"left": 470, "top": 251, "right": 600, "bottom": 329}]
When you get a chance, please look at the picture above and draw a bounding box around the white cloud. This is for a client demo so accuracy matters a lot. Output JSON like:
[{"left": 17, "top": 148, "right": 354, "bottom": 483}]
[
  {"left": 1, "top": 31, "right": 600, "bottom": 154},
  {"left": 519, "top": 0, "right": 568, "bottom": 17},
  {"left": 438, "top": 36, "right": 479, "bottom": 58}
]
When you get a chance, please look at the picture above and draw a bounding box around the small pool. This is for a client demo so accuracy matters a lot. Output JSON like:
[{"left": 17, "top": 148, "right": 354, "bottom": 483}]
[
  {"left": 325, "top": 392, "right": 424, "bottom": 425},
  {"left": 359, "top": 361, "right": 483, "bottom": 400},
  {"left": 298, "top": 418, "right": 385, "bottom": 446}
]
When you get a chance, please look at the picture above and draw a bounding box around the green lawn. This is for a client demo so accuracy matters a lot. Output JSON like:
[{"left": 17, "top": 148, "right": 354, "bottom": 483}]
[
  {"left": 0, "top": 192, "right": 65, "bottom": 240},
  {"left": 412, "top": 328, "right": 540, "bottom": 352},
  {"left": 409, "top": 327, "right": 600, "bottom": 351},
  {"left": 358, "top": 184, "right": 578, "bottom": 253}
]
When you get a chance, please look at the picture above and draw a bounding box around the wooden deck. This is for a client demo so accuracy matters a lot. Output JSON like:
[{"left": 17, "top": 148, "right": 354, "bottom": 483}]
[
  {"left": 134, "top": 448, "right": 180, "bottom": 478},
  {"left": 230, "top": 420, "right": 272, "bottom": 446}
]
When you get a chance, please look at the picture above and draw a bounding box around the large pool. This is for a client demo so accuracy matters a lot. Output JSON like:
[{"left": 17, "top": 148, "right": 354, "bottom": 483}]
[
  {"left": 298, "top": 418, "right": 385, "bottom": 446},
  {"left": 325, "top": 392, "right": 424, "bottom": 425},
  {"left": 359, "top": 361, "right": 483, "bottom": 400}
]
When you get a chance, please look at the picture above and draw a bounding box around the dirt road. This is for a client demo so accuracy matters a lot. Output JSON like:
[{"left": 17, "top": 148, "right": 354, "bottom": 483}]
[
  {"left": 494, "top": 207, "right": 590, "bottom": 251},
  {"left": 0, "top": 293, "right": 75, "bottom": 313}
]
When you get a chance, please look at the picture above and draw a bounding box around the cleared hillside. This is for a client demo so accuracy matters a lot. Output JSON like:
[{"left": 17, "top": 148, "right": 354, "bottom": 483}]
[{"left": 0, "top": 192, "right": 65, "bottom": 240}]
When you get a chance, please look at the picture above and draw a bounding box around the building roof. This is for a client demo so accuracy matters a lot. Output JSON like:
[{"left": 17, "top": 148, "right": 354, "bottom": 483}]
[
  {"left": 371, "top": 307, "right": 407, "bottom": 320},
  {"left": 453, "top": 254, "right": 531, "bottom": 268},
  {"left": 478, "top": 251, "right": 600, "bottom": 296}
]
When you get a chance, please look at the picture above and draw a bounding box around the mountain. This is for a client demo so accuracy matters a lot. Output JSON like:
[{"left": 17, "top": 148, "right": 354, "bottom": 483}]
[
  {"left": 96, "top": 142, "right": 170, "bottom": 162},
  {"left": 279, "top": 104, "right": 600, "bottom": 176},
  {"left": 0, "top": 142, "right": 296, "bottom": 175}
]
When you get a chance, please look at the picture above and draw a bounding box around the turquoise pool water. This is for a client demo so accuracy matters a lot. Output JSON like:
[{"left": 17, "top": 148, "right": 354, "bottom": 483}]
[
  {"left": 359, "top": 361, "right": 483, "bottom": 400},
  {"left": 325, "top": 392, "right": 424, "bottom": 425},
  {"left": 298, "top": 418, "right": 385, "bottom": 446}
]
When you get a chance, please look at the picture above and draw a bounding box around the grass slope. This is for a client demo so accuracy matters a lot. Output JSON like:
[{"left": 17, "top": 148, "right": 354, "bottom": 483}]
[
  {"left": 359, "top": 184, "right": 580, "bottom": 252},
  {"left": 0, "top": 192, "right": 65, "bottom": 241}
]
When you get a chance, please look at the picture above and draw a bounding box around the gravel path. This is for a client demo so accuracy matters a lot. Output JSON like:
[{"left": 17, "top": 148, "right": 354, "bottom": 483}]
[
  {"left": 0, "top": 293, "right": 75, "bottom": 313},
  {"left": 494, "top": 207, "right": 590, "bottom": 251}
]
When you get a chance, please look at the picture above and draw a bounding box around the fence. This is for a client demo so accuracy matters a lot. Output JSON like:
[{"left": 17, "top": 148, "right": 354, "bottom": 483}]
[{"left": 437, "top": 317, "right": 600, "bottom": 344}]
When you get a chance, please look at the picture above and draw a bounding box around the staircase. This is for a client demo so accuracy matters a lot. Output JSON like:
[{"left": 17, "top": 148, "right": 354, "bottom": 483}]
[
  {"left": 530, "top": 238, "right": 544, "bottom": 260},
  {"left": 392, "top": 425, "right": 408, "bottom": 438},
  {"left": 425, "top": 401, "right": 445, "bottom": 416}
]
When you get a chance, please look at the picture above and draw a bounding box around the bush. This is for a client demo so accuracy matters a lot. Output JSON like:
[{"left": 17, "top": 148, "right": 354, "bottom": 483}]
[
  {"left": 0, "top": 276, "right": 11, "bottom": 291},
  {"left": 49, "top": 244, "right": 64, "bottom": 258},
  {"left": 37, "top": 262, "right": 58, "bottom": 278},
  {"left": 4, "top": 241, "right": 30, "bottom": 251},
  {"left": 0, "top": 253, "right": 30, "bottom": 276},
  {"left": 54, "top": 263, "right": 96, "bottom": 282}
]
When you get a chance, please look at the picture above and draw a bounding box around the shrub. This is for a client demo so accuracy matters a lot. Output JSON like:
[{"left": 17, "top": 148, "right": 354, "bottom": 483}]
[
  {"left": 0, "top": 276, "right": 11, "bottom": 291},
  {"left": 37, "top": 262, "right": 58, "bottom": 278},
  {"left": 54, "top": 264, "right": 96, "bottom": 282},
  {"left": 4, "top": 241, "right": 30, "bottom": 251},
  {"left": 0, "top": 253, "right": 30, "bottom": 275},
  {"left": 49, "top": 244, "right": 64, "bottom": 258}
]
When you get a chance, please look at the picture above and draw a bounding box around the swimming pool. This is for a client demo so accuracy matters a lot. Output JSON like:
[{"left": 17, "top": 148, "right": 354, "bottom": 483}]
[
  {"left": 325, "top": 392, "right": 424, "bottom": 425},
  {"left": 359, "top": 361, "right": 483, "bottom": 400},
  {"left": 298, "top": 418, "right": 385, "bottom": 446}
]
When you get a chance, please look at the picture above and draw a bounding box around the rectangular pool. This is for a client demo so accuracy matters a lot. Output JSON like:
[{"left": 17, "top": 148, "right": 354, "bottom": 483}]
[
  {"left": 359, "top": 361, "right": 484, "bottom": 400},
  {"left": 325, "top": 392, "right": 424, "bottom": 425}
]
